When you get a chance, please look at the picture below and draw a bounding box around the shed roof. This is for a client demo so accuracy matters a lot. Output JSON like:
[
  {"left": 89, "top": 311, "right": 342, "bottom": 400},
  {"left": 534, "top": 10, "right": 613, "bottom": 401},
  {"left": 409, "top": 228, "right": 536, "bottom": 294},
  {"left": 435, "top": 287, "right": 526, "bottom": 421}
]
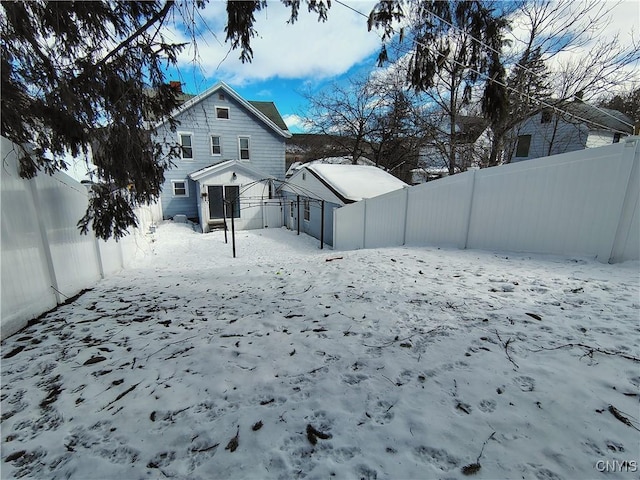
[{"left": 306, "top": 164, "right": 407, "bottom": 203}]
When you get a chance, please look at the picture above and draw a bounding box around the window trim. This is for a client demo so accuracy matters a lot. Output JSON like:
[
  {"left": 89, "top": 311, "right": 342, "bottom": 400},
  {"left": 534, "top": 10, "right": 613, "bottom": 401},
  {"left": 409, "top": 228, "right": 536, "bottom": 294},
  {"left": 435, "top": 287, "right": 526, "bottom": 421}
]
[
  {"left": 210, "top": 134, "right": 222, "bottom": 156},
  {"left": 303, "top": 198, "right": 310, "bottom": 222},
  {"left": 515, "top": 134, "right": 532, "bottom": 158},
  {"left": 238, "top": 136, "right": 251, "bottom": 161},
  {"left": 178, "top": 132, "right": 193, "bottom": 160},
  {"left": 216, "top": 106, "right": 230, "bottom": 120},
  {"left": 172, "top": 180, "right": 189, "bottom": 197}
]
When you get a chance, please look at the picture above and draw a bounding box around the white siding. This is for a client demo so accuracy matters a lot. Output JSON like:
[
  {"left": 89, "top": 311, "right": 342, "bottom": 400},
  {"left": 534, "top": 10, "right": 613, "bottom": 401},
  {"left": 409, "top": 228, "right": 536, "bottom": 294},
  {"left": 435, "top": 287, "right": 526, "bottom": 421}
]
[
  {"left": 281, "top": 169, "right": 345, "bottom": 205},
  {"left": 509, "top": 112, "right": 589, "bottom": 162}
]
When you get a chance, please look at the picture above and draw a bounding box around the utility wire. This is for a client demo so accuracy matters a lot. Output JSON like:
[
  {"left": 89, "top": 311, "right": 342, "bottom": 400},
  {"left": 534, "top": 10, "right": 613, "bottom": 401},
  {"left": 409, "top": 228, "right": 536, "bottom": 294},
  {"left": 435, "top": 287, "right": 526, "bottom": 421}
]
[{"left": 334, "top": 0, "right": 634, "bottom": 134}]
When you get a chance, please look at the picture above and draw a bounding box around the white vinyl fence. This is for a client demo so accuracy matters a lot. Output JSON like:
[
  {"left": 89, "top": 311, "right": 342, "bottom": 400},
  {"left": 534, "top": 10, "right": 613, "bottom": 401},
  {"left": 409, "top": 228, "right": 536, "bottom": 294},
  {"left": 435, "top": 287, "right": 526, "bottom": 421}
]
[
  {"left": 334, "top": 137, "right": 640, "bottom": 264},
  {"left": 1, "top": 137, "right": 162, "bottom": 340}
]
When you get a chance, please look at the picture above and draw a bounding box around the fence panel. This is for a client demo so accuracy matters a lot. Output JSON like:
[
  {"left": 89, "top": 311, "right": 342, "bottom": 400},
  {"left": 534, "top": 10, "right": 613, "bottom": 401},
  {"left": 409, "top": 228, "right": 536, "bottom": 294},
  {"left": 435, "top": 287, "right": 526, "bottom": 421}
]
[
  {"left": 468, "top": 142, "right": 634, "bottom": 260},
  {"left": 363, "top": 187, "right": 407, "bottom": 248},
  {"left": 32, "top": 169, "right": 102, "bottom": 297},
  {"left": 1, "top": 138, "right": 57, "bottom": 338},
  {"left": 610, "top": 139, "right": 640, "bottom": 263},
  {"left": 404, "top": 171, "right": 475, "bottom": 248},
  {"left": 333, "top": 200, "right": 365, "bottom": 250},
  {"left": 1, "top": 136, "right": 161, "bottom": 340},
  {"left": 332, "top": 138, "right": 639, "bottom": 263}
]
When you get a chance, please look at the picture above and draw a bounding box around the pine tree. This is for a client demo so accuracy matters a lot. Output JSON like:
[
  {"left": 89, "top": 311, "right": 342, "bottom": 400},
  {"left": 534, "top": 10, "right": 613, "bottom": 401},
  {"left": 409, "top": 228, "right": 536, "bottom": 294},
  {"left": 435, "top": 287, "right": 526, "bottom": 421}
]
[
  {"left": 1, "top": 1, "right": 188, "bottom": 239},
  {"left": 371, "top": 0, "right": 510, "bottom": 174}
]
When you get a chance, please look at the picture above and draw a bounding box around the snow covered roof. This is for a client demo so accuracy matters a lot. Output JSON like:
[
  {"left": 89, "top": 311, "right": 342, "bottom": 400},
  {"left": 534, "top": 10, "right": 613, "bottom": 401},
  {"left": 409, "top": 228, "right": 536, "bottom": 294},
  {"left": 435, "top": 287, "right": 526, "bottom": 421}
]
[
  {"left": 285, "top": 156, "right": 376, "bottom": 178},
  {"left": 307, "top": 164, "right": 407, "bottom": 203}
]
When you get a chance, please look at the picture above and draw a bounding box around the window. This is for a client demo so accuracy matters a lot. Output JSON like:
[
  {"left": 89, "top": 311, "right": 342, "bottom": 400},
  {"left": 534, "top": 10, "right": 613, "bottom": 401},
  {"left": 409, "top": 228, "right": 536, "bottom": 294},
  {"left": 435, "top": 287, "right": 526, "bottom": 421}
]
[
  {"left": 303, "top": 198, "right": 310, "bottom": 221},
  {"left": 302, "top": 172, "right": 306, "bottom": 181},
  {"left": 172, "top": 180, "right": 188, "bottom": 197},
  {"left": 540, "top": 109, "right": 552, "bottom": 124},
  {"left": 515, "top": 135, "right": 532, "bottom": 157},
  {"left": 216, "top": 107, "right": 229, "bottom": 119},
  {"left": 613, "top": 132, "right": 622, "bottom": 143},
  {"left": 290, "top": 201, "right": 295, "bottom": 218},
  {"left": 179, "top": 134, "right": 193, "bottom": 159},
  {"left": 211, "top": 135, "right": 221, "bottom": 155},
  {"left": 239, "top": 136, "right": 250, "bottom": 160},
  {"left": 179, "top": 133, "right": 193, "bottom": 159}
]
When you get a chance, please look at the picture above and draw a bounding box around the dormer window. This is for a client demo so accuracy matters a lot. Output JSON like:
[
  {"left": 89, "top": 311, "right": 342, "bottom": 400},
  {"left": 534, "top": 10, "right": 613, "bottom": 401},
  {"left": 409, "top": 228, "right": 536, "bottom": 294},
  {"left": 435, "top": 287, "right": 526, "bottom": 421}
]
[
  {"left": 541, "top": 109, "right": 552, "bottom": 124},
  {"left": 216, "top": 107, "right": 229, "bottom": 119}
]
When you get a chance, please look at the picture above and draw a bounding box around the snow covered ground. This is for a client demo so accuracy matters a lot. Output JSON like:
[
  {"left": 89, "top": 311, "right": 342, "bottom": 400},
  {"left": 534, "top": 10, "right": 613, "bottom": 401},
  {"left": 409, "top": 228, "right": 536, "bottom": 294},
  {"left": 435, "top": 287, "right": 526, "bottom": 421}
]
[{"left": 2, "top": 222, "right": 639, "bottom": 480}]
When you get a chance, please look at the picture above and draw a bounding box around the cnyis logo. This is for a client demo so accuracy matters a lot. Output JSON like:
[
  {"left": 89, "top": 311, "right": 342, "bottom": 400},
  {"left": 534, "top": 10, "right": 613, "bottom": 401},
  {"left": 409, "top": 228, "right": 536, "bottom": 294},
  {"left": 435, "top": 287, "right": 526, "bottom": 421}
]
[{"left": 595, "top": 460, "right": 638, "bottom": 472}]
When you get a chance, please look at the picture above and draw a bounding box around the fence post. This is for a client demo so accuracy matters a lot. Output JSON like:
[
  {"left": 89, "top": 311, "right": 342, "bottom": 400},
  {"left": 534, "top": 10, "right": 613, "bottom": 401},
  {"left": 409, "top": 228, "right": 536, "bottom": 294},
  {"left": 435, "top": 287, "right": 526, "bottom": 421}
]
[
  {"left": 607, "top": 137, "right": 639, "bottom": 263},
  {"left": 362, "top": 198, "right": 367, "bottom": 249},
  {"left": 93, "top": 236, "right": 106, "bottom": 279},
  {"left": 463, "top": 169, "right": 477, "bottom": 250},
  {"left": 320, "top": 200, "right": 325, "bottom": 250},
  {"left": 402, "top": 186, "right": 410, "bottom": 246},
  {"left": 297, "top": 195, "right": 300, "bottom": 235},
  {"left": 27, "top": 178, "right": 63, "bottom": 304}
]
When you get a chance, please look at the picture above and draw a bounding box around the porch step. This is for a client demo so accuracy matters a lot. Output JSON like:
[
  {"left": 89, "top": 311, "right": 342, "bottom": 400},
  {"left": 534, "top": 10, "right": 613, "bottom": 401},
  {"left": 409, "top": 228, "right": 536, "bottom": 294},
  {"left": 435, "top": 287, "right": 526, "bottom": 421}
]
[{"left": 207, "top": 220, "right": 227, "bottom": 231}]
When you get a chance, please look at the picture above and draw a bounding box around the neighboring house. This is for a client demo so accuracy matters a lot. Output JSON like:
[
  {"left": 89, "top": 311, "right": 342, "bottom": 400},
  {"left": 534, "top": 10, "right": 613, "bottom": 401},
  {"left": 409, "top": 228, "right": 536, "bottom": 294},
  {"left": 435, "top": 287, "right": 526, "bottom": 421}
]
[
  {"left": 280, "top": 163, "right": 407, "bottom": 246},
  {"left": 506, "top": 100, "right": 633, "bottom": 163},
  {"left": 416, "top": 115, "right": 489, "bottom": 181},
  {"left": 152, "top": 81, "right": 291, "bottom": 232}
]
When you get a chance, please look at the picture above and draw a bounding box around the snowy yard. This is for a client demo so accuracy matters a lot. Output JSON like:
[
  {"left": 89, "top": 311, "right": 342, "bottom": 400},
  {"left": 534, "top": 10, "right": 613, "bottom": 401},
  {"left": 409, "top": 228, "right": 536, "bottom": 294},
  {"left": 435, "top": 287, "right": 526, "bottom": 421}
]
[{"left": 1, "top": 222, "right": 639, "bottom": 480}]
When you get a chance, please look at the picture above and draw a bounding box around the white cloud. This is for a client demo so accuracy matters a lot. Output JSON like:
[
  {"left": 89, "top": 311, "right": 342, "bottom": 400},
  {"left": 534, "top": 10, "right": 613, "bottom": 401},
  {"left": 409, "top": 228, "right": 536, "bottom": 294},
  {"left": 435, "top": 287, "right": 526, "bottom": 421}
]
[
  {"left": 168, "top": 0, "right": 382, "bottom": 85},
  {"left": 282, "top": 113, "right": 306, "bottom": 131}
]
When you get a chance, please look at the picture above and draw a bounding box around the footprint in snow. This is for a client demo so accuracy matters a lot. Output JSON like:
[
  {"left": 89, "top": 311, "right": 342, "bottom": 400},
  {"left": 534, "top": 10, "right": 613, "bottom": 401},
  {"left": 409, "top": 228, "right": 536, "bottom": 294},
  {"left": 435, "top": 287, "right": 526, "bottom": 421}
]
[{"left": 514, "top": 375, "right": 536, "bottom": 392}]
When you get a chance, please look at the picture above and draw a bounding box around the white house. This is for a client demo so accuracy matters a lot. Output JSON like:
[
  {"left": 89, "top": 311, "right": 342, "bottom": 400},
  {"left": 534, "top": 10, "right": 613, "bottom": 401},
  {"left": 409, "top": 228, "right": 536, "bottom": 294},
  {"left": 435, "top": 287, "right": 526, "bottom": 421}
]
[{"left": 506, "top": 101, "right": 633, "bottom": 163}]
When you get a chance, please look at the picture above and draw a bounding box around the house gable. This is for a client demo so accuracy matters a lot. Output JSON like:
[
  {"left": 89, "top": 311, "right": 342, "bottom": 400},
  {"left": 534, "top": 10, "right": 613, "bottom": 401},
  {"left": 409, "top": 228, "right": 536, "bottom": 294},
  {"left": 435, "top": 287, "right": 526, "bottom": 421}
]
[{"left": 154, "top": 81, "right": 291, "bottom": 139}]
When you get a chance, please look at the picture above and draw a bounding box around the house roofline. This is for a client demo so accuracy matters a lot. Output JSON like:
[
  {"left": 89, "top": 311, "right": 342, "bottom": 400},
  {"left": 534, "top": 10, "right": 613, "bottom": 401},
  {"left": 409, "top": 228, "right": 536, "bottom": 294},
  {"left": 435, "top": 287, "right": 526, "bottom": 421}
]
[
  {"left": 153, "top": 81, "right": 292, "bottom": 139},
  {"left": 189, "top": 159, "right": 275, "bottom": 182}
]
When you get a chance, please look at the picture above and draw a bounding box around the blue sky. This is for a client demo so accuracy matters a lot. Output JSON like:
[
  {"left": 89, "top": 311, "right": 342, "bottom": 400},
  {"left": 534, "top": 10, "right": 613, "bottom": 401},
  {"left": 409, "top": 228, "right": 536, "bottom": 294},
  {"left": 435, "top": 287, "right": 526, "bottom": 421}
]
[
  {"left": 162, "top": 0, "right": 639, "bottom": 134},
  {"left": 163, "top": 0, "right": 383, "bottom": 133}
]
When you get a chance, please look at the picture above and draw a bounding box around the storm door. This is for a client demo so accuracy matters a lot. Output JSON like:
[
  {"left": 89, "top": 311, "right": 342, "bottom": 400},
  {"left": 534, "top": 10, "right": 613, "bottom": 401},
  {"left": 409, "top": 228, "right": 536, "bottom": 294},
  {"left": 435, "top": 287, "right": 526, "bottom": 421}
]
[{"left": 208, "top": 185, "right": 240, "bottom": 219}]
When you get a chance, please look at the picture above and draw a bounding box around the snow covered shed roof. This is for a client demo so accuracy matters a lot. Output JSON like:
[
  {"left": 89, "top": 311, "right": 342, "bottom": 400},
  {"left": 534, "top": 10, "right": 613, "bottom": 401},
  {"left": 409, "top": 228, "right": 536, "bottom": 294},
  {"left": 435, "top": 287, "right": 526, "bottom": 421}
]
[
  {"left": 285, "top": 156, "right": 376, "bottom": 178},
  {"left": 305, "top": 164, "right": 407, "bottom": 203}
]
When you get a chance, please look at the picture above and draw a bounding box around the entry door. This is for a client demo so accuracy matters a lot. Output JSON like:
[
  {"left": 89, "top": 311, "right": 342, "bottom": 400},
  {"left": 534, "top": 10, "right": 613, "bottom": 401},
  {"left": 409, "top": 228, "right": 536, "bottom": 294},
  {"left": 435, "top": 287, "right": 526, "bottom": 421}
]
[
  {"left": 208, "top": 186, "right": 224, "bottom": 219},
  {"left": 207, "top": 185, "right": 241, "bottom": 220}
]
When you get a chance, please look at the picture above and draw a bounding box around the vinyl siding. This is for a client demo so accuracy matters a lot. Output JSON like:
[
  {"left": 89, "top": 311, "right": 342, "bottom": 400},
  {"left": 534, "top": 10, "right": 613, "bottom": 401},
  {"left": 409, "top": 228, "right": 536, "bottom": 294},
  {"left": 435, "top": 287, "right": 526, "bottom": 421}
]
[
  {"left": 509, "top": 112, "right": 590, "bottom": 162},
  {"left": 154, "top": 92, "right": 286, "bottom": 220}
]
